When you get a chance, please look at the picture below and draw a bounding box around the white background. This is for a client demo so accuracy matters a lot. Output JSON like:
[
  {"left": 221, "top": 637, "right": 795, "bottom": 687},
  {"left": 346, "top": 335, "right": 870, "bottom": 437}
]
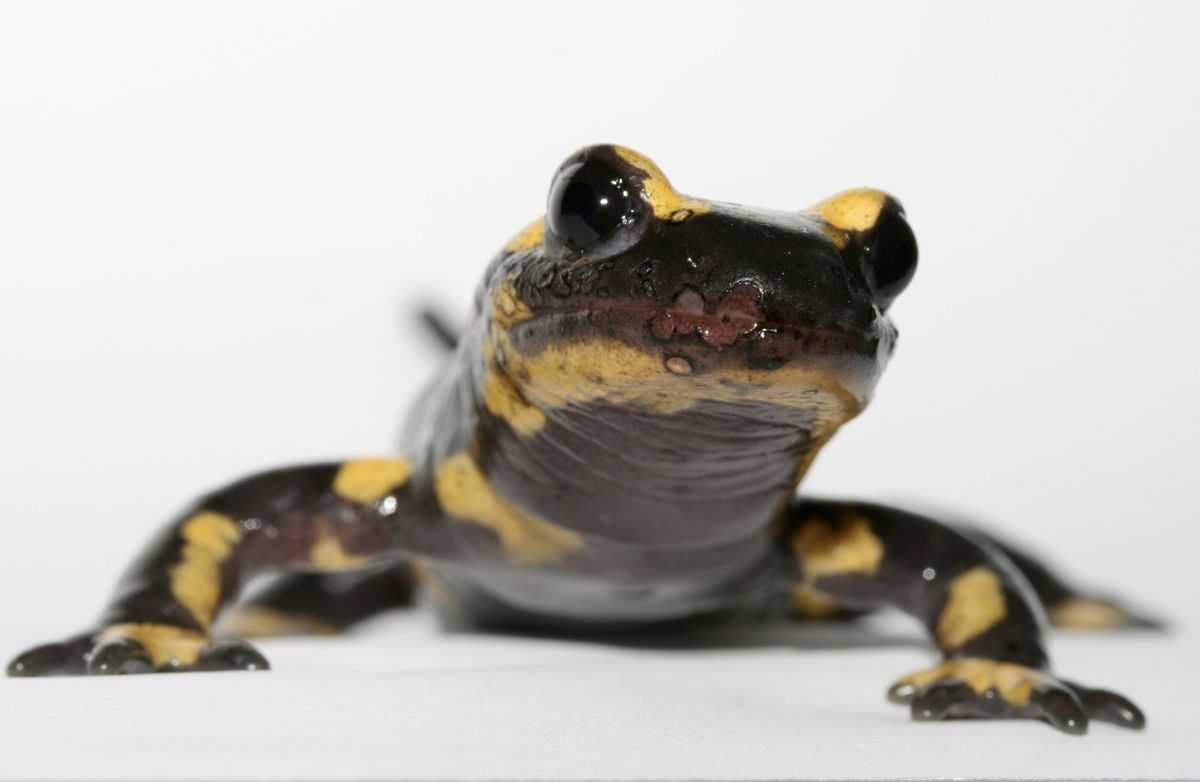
[{"left": 1, "top": 0, "right": 1198, "bottom": 687}]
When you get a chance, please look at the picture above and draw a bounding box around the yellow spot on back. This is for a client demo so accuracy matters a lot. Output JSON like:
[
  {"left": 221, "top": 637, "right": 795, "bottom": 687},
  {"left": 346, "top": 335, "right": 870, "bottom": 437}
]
[
  {"left": 98, "top": 623, "right": 208, "bottom": 668},
  {"left": 936, "top": 566, "right": 1007, "bottom": 649},
  {"left": 1048, "top": 597, "right": 1128, "bottom": 630},
  {"left": 504, "top": 218, "right": 545, "bottom": 253},
  {"left": 809, "top": 188, "right": 889, "bottom": 248},
  {"left": 333, "top": 458, "right": 413, "bottom": 504},
  {"left": 790, "top": 508, "right": 884, "bottom": 581},
  {"left": 434, "top": 452, "right": 584, "bottom": 564},
  {"left": 613, "top": 146, "right": 711, "bottom": 221},
  {"left": 170, "top": 511, "right": 242, "bottom": 630},
  {"left": 891, "top": 657, "right": 1047, "bottom": 706}
]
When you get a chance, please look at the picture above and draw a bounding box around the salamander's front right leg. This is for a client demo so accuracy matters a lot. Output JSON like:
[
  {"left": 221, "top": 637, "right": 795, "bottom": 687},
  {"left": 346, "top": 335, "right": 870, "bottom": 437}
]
[
  {"left": 781, "top": 499, "right": 1146, "bottom": 734},
  {"left": 8, "top": 458, "right": 427, "bottom": 676}
]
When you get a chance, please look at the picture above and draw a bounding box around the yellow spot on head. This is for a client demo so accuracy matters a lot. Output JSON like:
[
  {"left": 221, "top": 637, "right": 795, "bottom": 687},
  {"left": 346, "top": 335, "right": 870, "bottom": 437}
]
[
  {"left": 170, "top": 511, "right": 242, "bottom": 630},
  {"left": 612, "top": 146, "right": 711, "bottom": 221},
  {"left": 891, "top": 657, "right": 1047, "bottom": 707},
  {"left": 936, "top": 566, "right": 1007, "bottom": 649},
  {"left": 495, "top": 331, "right": 862, "bottom": 438},
  {"left": 98, "top": 623, "right": 208, "bottom": 668},
  {"left": 809, "top": 188, "right": 890, "bottom": 248},
  {"left": 811, "top": 188, "right": 889, "bottom": 232},
  {"left": 483, "top": 363, "right": 546, "bottom": 436},
  {"left": 491, "top": 281, "right": 535, "bottom": 328},
  {"left": 504, "top": 218, "right": 545, "bottom": 253},
  {"left": 434, "top": 452, "right": 584, "bottom": 564},
  {"left": 790, "top": 508, "right": 884, "bottom": 581},
  {"left": 481, "top": 324, "right": 546, "bottom": 436},
  {"left": 333, "top": 458, "right": 413, "bottom": 504},
  {"left": 309, "top": 524, "right": 370, "bottom": 571}
]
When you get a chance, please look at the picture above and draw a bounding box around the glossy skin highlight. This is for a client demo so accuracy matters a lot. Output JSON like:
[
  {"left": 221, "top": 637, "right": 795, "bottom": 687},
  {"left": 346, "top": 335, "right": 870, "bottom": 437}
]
[{"left": 8, "top": 145, "right": 1153, "bottom": 735}]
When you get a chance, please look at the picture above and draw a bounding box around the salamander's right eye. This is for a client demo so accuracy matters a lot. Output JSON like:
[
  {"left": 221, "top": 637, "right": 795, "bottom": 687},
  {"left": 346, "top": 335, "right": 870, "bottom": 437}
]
[{"left": 546, "top": 151, "right": 646, "bottom": 253}]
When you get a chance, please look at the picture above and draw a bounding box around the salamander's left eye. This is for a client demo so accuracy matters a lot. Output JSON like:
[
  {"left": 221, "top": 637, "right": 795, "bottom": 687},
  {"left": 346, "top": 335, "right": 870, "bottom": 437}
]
[
  {"left": 546, "top": 152, "right": 645, "bottom": 252},
  {"left": 864, "top": 206, "right": 917, "bottom": 309}
]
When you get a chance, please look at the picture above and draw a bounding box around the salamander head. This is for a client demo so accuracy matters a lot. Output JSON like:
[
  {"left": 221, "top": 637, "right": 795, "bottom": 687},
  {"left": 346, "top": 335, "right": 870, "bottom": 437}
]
[{"left": 480, "top": 144, "right": 917, "bottom": 436}]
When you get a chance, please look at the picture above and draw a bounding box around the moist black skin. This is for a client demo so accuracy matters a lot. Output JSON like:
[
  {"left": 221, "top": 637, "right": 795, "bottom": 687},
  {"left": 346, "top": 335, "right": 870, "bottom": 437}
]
[{"left": 7, "top": 145, "right": 1152, "bottom": 736}]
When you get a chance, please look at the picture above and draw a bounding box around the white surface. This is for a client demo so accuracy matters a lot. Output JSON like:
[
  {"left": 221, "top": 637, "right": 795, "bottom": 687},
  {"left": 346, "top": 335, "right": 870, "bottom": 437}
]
[
  {"left": 1, "top": 612, "right": 1197, "bottom": 781},
  {"left": 1, "top": 3, "right": 1199, "bottom": 780}
]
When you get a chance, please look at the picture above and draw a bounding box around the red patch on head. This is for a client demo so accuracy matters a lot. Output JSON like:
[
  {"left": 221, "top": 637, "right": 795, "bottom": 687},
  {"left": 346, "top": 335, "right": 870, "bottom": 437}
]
[{"left": 650, "top": 282, "right": 764, "bottom": 348}]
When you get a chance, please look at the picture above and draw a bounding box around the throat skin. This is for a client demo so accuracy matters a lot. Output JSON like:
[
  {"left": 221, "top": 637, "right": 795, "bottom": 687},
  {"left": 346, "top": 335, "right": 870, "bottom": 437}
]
[
  {"left": 398, "top": 322, "right": 864, "bottom": 622},
  {"left": 479, "top": 396, "right": 832, "bottom": 549}
]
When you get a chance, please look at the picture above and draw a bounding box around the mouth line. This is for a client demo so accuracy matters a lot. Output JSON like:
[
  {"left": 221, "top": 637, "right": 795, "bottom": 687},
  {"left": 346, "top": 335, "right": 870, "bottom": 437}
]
[{"left": 520, "top": 302, "right": 863, "bottom": 348}]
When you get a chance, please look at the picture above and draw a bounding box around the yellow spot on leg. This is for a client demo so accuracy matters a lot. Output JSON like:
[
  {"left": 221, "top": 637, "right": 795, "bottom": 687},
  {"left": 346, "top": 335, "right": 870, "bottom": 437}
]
[
  {"left": 309, "top": 523, "right": 369, "bottom": 570},
  {"left": 216, "top": 606, "right": 340, "bottom": 639},
  {"left": 891, "top": 657, "right": 1048, "bottom": 707},
  {"left": 333, "top": 458, "right": 413, "bottom": 504},
  {"left": 936, "top": 566, "right": 1007, "bottom": 650},
  {"left": 98, "top": 623, "right": 208, "bottom": 668},
  {"left": 1049, "top": 597, "right": 1128, "bottom": 630},
  {"left": 790, "top": 508, "right": 884, "bottom": 581},
  {"left": 789, "top": 584, "right": 840, "bottom": 619},
  {"left": 170, "top": 511, "right": 242, "bottom": 630},
  {"left": 434, "top": 452, "right": 583, "bottom": 564}
]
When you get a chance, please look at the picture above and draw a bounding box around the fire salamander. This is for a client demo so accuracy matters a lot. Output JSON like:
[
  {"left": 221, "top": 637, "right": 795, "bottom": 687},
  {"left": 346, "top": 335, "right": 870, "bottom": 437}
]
[{"left": 9, "top": 145, "right": 1154, "bottom": 734}]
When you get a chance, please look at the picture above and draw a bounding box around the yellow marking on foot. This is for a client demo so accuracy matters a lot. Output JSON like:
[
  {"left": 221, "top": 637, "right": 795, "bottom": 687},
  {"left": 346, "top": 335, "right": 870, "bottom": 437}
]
[
  {"left": 216, "top": 606, "right": 339, "bottom": 639},
  {"left": 936, "top": 566, "right": 1007, "bottom": 650},
  {"left": 504, "top": 218, "right": 545, "bottom": 253},
  {"left": 309, "top": 524, "right": 369, "bottom": 570},
  {"left": 892, "top": 657, "right": 1048, "bottom": 706},
  {"left": 789, "top": 584, "right": 840, "bottom": 619},
  {"left": 97, "top": 623, "right": 208, "bottom": 668},
  {"left": 613, "top": 146, "right": 710, "bottom": 221},
  {"left": 1048, "top": 597, "right": 1128, "bottom": 630},
  {"left": 791, "top": 508, "right": 884, "bottom": 581},
  {"left": 433, "top": 452, "right": 584, "bottom": 564},
  {"left": 170, "top": 511, "right": 242, "bottom": 630},
  {"left": 333, "top": 458, "right": 413, "bottom": 504}
]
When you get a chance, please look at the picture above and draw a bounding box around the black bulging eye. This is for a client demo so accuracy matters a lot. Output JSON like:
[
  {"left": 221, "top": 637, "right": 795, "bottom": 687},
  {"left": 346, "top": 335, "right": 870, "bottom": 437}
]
[
  {"left": 546, "top": 157, "right": 643, "bottom": 252},
  {"left": 865, "top": 208, "right": 917, "bottom": 309}
]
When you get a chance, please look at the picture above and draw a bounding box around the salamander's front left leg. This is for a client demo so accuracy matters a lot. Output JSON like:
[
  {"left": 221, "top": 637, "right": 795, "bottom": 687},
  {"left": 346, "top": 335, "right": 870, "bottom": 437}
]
[
  {"left": 782, "top": 499, "right": 1145, "bottom": 734},
  {"left": 8, "top": 458, "right": 427, "bottom": 676}
]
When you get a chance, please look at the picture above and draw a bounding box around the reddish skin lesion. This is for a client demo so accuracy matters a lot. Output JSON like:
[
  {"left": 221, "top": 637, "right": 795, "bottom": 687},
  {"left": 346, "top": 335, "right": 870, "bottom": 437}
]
[{"left": 649, "top": 282, "right": 765, "bottom": 348}]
